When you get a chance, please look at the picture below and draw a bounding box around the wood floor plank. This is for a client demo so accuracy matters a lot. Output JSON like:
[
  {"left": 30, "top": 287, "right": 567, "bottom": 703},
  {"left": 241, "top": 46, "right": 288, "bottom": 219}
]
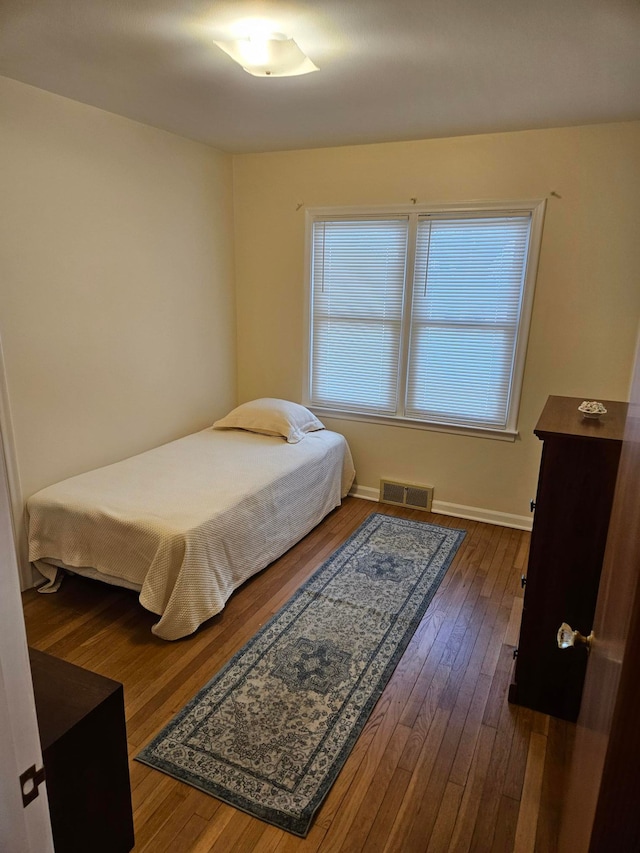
[
  {"left": 447, "top": 724, "right": 497, "bottom": 852},
  {"left": 482, "top": 643, "right": 517, "bottom": 730},
  {"left": 141, "top": 787, "right": 219, "bottom": 852},
  {"left": 21, "top": 499, "right": 568, "bottom": 853},
  {"left": 251, "top": 826, "right": 287, "bottom": 853},
  {"left": 514, "top": 534, "right": 530, "bottom": 572},
  {"left": 427, "top": 781, "right": 464, "bottom": 853},
  {"left": 187, "top": 806, "right": 237, "bottom": 853},
  {"left": 449, "top": 672, "right": 494, "bottom": 787},
  {"left": 399, "top": 666, "right": 482, "bottom": 847},
  {"left": 134, "top": 786, "right": 188, "bottom": 849},
  {"left": 398, "top": 656, "right": 455, "bottom": 773},
  {"left": 274, "top": 821, "right": 328, "bottom": 853},
  {"left": 504, "top": 595, "right": 523, "bottom": 648},
  {"left": 316, "top": 695, "right": 408, "bottom": 852},
  {"left": 138, "top": 789, "right": 221, "bottom": 852},
  {"left": 310, "top": 688, "right": 405, "bottom": 836},
  {"left": 165, "top": 815, "right": 212, "bottom": 853},
  {"left": 480, "top": 601, "right": 511, "bottom": 678},
  {"left": 357, "top": 766, "right": 412, "bottom": 853},
  {"left": 399, "top": 629, "right": 448, "bottom": 729},
  {"left": 335, "top": 723, "right": 411, "bottom": 853},
  {"left": 478, "top": 524, "right": 502, "bottom": 575},
  {"left": 491, "top": 795, "right": 521, "bottom": 853},
  {"left": 534, "top": 717, "right": 569, "bottom": 853},
  {"left": 503, "top": 706, "right": 535, "bottom": 801},
  {"left": 382, "top": 706, "right": 452, "bottom": 852},
  {"left": 469, "top": 690, "right": 519, "bottom": 851},
  {"left": 514, "top": 731, "right": 548, "bottom": 853}
]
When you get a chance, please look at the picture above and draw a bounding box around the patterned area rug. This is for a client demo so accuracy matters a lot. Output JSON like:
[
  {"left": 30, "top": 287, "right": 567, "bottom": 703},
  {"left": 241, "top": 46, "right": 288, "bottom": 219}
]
[{"left": 136, "top": 513, "right": 465, "bottom": 836}]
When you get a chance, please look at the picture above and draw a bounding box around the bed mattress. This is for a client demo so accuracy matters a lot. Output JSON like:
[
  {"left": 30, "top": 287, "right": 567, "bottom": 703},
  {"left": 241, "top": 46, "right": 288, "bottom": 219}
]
[{"left": 27, "top": 428, "right": 355, "bottom": 640}]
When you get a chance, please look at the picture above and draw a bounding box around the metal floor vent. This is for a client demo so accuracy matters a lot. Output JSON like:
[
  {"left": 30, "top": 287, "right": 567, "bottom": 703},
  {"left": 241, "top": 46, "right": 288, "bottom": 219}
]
[{"left": 379, "top": 479, "right": 434, "bottom": 512}]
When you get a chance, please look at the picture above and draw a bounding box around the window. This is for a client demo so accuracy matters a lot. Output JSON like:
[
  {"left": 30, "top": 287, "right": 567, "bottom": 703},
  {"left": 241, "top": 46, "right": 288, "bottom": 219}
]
[{"left": 305, "top": 201, "right": 545, "bottom": 437}]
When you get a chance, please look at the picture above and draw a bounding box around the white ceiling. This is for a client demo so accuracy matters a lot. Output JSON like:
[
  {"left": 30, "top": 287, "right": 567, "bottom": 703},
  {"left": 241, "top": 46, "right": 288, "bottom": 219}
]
[{"left": 1, "top": 0, "right": 639, "bottom": 154}]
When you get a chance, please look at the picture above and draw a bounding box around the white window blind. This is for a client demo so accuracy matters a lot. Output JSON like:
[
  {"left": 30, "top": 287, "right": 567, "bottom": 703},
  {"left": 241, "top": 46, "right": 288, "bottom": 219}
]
[
  {"left": 310, "top": 219, "right": 408, "bottom": 413},
  {"left": 306, "top": 203, "right": 542, "bottom": 435},
  {"left": 406, "top": 215, "right": 532, "bottom": 429}
]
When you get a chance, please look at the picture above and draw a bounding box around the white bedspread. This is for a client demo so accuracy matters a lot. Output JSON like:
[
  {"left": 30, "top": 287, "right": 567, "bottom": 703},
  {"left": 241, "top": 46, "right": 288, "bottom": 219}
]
[{"left": 27, "top": 428, "right": 355, "bottom": 640}]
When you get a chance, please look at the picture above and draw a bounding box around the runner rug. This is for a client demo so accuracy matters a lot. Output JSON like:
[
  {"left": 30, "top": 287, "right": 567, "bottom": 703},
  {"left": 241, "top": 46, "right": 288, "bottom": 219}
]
[{"left": 135, "top": 512, "right": 465, "bottom": 836}]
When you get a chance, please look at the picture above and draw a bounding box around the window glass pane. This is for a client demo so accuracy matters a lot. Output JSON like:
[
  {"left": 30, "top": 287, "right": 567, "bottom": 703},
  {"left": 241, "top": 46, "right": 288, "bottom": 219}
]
[
  {"left": 312, "top": 318, "right": 402, "bottom": 409},
  {"left": 406, "top": 215, "right": 531, "bottom": 428},
  {"left": 413, "top": 217, "right": 530, "bottom": 325},
  {"left": 310, "top": 219, "right": 408, "bottom": 413},
  {"left": 406, "top": 326, "right": 515, "bottom": 427}
]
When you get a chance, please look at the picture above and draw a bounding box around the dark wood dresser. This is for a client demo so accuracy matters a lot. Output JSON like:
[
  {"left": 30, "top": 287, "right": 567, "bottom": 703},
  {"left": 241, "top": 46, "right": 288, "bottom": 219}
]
[
  {"left": 29, "top": 648, "right": 135, "bottom": 852},
  {"left": 508, "top": 395, "right": 627, "bottom": 721}
]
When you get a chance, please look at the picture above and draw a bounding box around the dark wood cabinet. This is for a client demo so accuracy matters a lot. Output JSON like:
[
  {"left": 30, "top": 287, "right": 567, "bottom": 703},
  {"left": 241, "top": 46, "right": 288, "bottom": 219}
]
[
  {"left": 508, "top": 395, "right": 627, "bottom": 721},
  {"left": 29, "top": 648, "right": 135, "bottom": 852}
]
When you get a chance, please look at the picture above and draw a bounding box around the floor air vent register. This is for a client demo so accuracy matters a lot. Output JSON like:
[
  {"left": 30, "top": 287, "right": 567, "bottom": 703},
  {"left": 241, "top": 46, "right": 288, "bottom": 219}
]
[{"left": 379, "top": 480, "right": 434, "bottom": 512}]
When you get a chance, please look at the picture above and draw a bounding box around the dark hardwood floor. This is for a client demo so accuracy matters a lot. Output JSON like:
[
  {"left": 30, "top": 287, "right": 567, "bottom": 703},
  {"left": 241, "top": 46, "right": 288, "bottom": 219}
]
[{"left": 22, "top": 498, "right": 569, "bottom": 852}]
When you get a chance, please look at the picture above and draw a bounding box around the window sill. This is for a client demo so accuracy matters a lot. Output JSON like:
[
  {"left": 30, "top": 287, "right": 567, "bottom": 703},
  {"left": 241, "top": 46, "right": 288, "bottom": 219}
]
[{"left": 309, "top": 407, "right": 519, "bottom": 442}]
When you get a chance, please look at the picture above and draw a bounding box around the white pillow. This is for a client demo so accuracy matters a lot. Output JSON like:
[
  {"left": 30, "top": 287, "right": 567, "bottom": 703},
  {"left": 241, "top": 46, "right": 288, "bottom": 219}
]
[{"left": 213, "top": 399, "right": 325, "bottom": 444}]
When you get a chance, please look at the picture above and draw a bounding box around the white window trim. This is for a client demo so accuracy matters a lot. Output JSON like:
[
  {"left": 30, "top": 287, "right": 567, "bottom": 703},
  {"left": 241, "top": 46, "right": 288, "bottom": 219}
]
[{"left": 303, "top": 199, "right": 546, "bottom": 441}]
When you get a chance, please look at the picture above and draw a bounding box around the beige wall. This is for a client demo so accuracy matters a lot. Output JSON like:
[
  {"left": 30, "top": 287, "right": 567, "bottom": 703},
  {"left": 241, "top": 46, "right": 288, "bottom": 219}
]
[
  {"left": 2, "top": 76, "right": 638, "bottom": 529},
  {"left": 0, "top": 76, "right": 237, "bottom": 500},
  {"left": 233, "top": 122, "right": 640, "bottom": 523}
]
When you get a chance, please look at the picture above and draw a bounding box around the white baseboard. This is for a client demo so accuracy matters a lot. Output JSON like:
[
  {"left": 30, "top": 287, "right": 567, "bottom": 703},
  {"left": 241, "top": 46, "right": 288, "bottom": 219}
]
[
  {"left": 348, "top": 486, "right": 532, "bottom": 531},
  {"left": 350, "top": 485, "right": 380, "bottom": 502},
  {"left": 430, "top": 500, "right": 532, "bottom": 531}
]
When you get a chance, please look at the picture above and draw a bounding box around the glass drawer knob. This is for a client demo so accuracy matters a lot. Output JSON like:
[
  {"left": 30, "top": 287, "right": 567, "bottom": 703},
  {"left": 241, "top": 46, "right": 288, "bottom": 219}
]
[{"left": 557, "top": 622, "right": 593, "bottom": 652}]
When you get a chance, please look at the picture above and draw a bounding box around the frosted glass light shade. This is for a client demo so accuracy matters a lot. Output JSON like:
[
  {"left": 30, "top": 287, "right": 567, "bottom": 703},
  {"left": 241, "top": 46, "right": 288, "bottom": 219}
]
[{"left": 214, "top": 34, "right": 318, "bottom": 77}]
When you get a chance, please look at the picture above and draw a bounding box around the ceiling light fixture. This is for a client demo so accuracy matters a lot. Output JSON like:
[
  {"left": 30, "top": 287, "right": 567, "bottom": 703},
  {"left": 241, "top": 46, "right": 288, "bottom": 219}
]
[{"left": 213, "top": 31, "right": 318, "bottom": 77}]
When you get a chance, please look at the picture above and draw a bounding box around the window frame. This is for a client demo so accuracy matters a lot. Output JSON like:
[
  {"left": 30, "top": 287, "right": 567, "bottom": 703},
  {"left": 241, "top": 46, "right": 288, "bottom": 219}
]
[{"left": 303, "top": 199, "right": 546, "bottom": 441}]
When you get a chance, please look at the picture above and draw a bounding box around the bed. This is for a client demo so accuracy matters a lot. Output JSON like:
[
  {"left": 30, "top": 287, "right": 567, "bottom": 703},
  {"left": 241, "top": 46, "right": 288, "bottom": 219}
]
[{"left": 26, "top": 401, "right": 355, "bottom": 640}]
